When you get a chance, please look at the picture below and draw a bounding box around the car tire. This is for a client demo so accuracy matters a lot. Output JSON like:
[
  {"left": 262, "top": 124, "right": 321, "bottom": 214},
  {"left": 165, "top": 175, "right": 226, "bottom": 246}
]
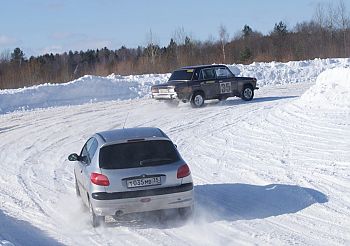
[
  {"left": 178, "top": 206, "right": 193, "bottom": 220},
  {"left": 75, "top": 177, "right": 80, "bottom": 197},
  {"left": 241, "top": 85, "right": 254, "bottom": 101},
  {"left": 89, "top": 200, "right": 104, "bottom": 227},
  {"left": 191, "top": 92, "right": 205, "bottom": 108}
]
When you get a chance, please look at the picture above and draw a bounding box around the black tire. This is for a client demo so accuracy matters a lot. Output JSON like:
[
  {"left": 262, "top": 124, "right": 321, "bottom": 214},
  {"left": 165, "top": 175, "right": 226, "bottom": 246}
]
[
  {"left": 178, "top": 206, "right": 193, "bottom": 220},
  {"left": 241, "top": 85, "right": 254, "bottom": 101},
  {"left": 89, "top": 200, "right": 104, "bottom": 227},
  {"left": 190, "top": 92, "right": 205, "bottom": 108},
  {"left": 75, "top": 177, "right": 80, "bottom": 197}
]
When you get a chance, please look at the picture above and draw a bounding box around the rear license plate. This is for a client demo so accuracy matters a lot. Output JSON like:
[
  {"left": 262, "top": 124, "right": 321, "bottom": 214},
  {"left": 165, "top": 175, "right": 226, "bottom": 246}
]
[
  {"left": 159, "top": 89, "right": 169, "bottom": 93},
  {"left": 127, "top": 176, "right": 161, "bottom": 188}
]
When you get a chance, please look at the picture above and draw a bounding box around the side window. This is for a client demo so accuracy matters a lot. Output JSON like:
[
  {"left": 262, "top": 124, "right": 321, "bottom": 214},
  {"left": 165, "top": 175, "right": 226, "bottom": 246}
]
[
  {"left": 199, "top": 68, "right": 216, "bottom": 80},
  {"left": 80, "top": 138, "right": 95, "bottom": 164},
  {"left": 215, "top": 67, "right": 234, "bottom": 79},
  {"left": 192, "top": 70, "right": 199, "bottom": 80},
  {"left": 88, "top": 139, "right": 98, "bottom": 160}
]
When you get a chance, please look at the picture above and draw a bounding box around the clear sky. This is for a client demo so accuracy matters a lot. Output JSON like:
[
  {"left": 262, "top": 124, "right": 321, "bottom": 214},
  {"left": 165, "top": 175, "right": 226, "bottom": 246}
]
[{"left": 0, "top": 0, "right": 348, "bottom": 57}]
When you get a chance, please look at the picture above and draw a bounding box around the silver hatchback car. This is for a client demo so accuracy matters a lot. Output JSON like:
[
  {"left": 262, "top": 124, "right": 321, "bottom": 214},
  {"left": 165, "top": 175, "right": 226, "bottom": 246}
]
[{"left": 68, "top": 127, "right": 194, "bottom": 227}]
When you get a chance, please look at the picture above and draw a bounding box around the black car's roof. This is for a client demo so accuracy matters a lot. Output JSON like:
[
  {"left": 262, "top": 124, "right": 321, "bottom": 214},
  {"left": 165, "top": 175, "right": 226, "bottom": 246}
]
[
  {"left": 97, "top": 127, "right": 167, "bottom": 143},
  {"left": 179, "top": 64, "right": 228, "bottom": 70}
]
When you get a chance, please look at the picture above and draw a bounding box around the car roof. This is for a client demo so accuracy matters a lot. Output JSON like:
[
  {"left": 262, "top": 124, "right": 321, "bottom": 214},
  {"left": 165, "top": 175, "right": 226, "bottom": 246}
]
[
  {"left": 179, "top": 64, "right": 227, "bottom": 70},
  {"left": 96, "top": 127, "right": 167, "bottom": 143}
]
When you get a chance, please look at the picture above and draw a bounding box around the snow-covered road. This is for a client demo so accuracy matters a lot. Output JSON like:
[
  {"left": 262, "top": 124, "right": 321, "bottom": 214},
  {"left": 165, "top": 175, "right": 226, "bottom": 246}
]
[{"left": 1, "top": 73, "right": 349, "bottom": 245}]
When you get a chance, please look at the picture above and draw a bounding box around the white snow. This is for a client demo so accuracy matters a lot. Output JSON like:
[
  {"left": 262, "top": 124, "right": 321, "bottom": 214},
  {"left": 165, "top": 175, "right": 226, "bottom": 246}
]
[
  {"left": 0, "top": 58, "right": 350, "bottom": 245},
  {"left": 298, "top": 67, "right": 350, "bottom": 109},
  {"left": 1, "top": 58, "right": 349, "bottom": 114}
]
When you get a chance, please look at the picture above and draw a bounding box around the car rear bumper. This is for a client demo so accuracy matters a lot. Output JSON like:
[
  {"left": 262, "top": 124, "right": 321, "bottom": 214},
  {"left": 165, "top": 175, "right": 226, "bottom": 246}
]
[{"left": 91, "top": 183, "right": 194, "bottom": 216}]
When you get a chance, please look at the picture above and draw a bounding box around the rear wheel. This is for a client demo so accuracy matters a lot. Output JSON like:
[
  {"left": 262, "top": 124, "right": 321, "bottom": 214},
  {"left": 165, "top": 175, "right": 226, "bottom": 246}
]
[
  {"left": 241, "top": 85, "right": 254, "bottom": 101},
  {"left": 191, "top": 92, "right": 205, "bottom": 108},
  {"left": 89, "top": 200, "right": 104, "bottom": 227}
]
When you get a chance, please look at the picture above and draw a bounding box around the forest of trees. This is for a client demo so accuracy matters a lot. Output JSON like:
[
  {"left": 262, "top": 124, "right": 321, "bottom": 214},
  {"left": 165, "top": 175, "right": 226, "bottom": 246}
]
[{"left": 0, "top": 1, "right": 349, "bottom": 89}]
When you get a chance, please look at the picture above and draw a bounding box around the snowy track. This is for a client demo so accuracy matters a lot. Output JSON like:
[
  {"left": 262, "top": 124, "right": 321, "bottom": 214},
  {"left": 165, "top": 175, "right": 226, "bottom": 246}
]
[{"left": 1, "top": 78, "right": 349, "bottom": 245}]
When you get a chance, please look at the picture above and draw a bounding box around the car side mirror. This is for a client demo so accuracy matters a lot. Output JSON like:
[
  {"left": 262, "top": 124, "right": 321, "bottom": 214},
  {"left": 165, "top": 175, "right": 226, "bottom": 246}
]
[
  {"left": 68, "top": 153, "right": 79, "bottom": 161},
  {"left": 174, "top": 144, "right": 178, "bottom": 148}
]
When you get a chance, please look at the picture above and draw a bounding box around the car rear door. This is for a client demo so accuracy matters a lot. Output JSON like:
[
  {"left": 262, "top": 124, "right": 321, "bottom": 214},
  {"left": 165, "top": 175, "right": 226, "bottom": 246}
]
[{"left": 199, "top": 68, "right": 220, "bottom": 99}]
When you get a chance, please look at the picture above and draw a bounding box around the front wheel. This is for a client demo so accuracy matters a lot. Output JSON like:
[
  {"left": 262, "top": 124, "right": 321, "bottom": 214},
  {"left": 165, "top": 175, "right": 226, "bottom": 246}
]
[
  {"left": 191, "top": 92, "right": 205, "bottom": 108},
  {"left": 241, "top": 86, "right": 254, "bottom": 101}
]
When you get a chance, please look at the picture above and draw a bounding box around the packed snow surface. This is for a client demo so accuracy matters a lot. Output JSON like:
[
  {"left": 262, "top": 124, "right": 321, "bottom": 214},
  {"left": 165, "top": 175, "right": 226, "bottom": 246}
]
[{"left": 0, "top": 58, "right": 350, "bottom": 245}]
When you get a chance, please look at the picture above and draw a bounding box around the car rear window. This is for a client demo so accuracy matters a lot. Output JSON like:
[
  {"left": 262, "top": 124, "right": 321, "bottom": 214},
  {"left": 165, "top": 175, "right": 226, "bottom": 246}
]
[
  {"left": 169, "top": 70, "right": 193, "bottom": 81},
  {"left": 99, "top": 140, "right": 180, "bottom": 169}
]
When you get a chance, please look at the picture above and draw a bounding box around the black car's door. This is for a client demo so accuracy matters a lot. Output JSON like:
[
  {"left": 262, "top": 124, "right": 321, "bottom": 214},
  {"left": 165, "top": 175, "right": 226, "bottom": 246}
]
[
  {"left": 199, "top": 67, "right": 220, "bottom": 99},
  {"left": 214, "top": 67, "right": 237, "bottom": 97}
]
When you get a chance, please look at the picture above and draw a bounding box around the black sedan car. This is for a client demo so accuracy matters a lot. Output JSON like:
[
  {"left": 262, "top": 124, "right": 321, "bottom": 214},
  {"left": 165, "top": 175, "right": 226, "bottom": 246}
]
[{"left": 151, "top": 65, "right": 258, "bottom": 107}]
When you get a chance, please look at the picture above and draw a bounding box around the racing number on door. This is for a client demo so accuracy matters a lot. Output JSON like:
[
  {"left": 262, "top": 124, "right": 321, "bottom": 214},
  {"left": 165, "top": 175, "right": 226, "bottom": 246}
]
[{"left": 220, "top": 82, "right": 232, "bottom": 94}]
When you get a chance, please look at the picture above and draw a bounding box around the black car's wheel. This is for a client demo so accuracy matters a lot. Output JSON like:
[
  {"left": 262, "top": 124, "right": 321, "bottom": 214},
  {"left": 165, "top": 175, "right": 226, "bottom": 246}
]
[
  {"left": 191, "top": 92, "right": 205, "bottom": 108},
  {"left": 241, "top": 85, "right": 254, "bottom": 101},
  {"left": 89, "top": 200, "right": 104, "bottom": 227},
  {"left": 75, "top": 177, "right": 80, "bottom": 197}
]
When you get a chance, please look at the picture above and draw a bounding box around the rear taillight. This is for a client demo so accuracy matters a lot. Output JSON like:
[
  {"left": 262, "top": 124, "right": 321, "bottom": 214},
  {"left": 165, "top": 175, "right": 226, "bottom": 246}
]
[
  {"left": 151, "top": 87, "right": 159, "bottom": 93},
  {"left": 177, "top": 164, "right": 191, "bottom": 179},
  {"left": 90, "top": 173, "right": 110, "bottom": 186}
]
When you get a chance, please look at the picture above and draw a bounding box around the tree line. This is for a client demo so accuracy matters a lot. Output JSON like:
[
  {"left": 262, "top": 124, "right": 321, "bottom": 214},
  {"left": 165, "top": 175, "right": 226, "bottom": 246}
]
[{"left": 0, "top": 1, "right": 349, "bottom": 89}]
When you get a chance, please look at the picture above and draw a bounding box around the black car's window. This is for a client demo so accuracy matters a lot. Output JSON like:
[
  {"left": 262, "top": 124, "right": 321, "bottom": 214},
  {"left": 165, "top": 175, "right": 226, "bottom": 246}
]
[
  {"left": 169, "top": 70, "right": 193, "bottom": 81},
  {"left": 99, "top": 140, "right": 180, "bottom": 169},
  {"left": 199, "top": 68, "right": 216, "bottom": 80},
  {"left": 215, "top": 67, "right": 234, "bottom": 79}
]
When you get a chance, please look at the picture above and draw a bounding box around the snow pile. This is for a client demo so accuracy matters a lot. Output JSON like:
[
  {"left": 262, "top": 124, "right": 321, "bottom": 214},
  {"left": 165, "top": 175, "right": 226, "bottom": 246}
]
[
  {"left": 297, "top": 68, "right": 350, "bottom": 110},
  {"left": 228, "top": 58, "right": 350, "bottom": 86},
  {"left": 1, "top": 58, "right": 350, "bottom": 114},
  {"left": 0, "top": 74, "right": 168, "bottom": 113}
]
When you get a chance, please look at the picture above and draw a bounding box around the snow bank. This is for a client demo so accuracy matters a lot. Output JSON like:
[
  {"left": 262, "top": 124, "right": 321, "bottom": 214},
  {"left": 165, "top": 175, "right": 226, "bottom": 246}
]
[
  {"left": 228, "top": 58, "right": 350, "bottom": 86},
  {"left": 1, "top": 58, "right": 350, "bottom": 114},
  {"left": 0, "top": 74, "right": 168, "bottom": 114},
  {"left": 296, "top": 67, "right": 350, "bottom": 110}
]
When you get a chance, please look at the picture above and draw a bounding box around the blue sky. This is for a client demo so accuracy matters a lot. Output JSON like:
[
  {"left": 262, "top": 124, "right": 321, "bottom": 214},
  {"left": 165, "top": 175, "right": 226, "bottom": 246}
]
[{"left": 0, "top": 0, "right": 348, "bottom": 57}]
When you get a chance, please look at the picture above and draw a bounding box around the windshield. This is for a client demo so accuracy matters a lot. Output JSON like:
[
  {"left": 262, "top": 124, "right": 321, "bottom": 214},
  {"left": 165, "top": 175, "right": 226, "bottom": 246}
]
[
  {"left": 169, "top": 69, "right": 193, "bottom": 81},
  {"left": 99, "top": 140, "right": 180, "bottom": 169}
]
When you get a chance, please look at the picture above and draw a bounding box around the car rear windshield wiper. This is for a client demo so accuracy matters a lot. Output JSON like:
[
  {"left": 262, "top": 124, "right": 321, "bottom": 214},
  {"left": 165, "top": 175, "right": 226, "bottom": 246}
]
[{"left": 140, "top": 158, "right": 172, "bottom": 166}]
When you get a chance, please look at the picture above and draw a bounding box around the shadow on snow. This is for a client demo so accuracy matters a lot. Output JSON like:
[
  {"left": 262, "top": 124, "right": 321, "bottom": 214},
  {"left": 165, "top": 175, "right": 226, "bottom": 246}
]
[
  {"left": 194, "top": 183, "right": 328, "bottom": 221},
  {"left": 209, "top": 96, "right": 298, "bottom": 107},
  {"left": 0, "top": 210, "right": 63, "bottom": 246},
  {"left": 105, "top": 183, "right": 327, "bottom": 229}
]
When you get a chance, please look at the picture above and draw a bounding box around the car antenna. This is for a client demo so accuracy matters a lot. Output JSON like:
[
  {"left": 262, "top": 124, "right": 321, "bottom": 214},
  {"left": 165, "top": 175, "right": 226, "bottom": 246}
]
[{"left": 123, "top": 112, "right": 129, "bottom": 129}]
